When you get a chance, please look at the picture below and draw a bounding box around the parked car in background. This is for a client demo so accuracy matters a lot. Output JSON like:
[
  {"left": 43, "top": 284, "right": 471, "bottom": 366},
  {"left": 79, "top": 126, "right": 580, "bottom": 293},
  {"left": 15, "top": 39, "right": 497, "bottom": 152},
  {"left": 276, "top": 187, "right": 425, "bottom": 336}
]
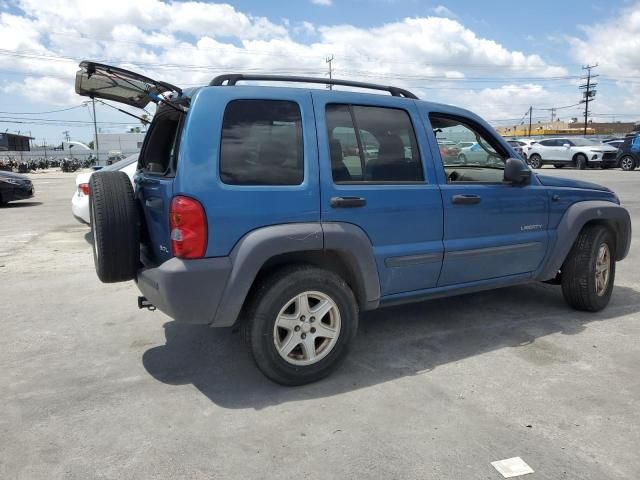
[
  {"left": 615, "top": 134, "right": 640, "bottom": 171},
  {"left": 0, "top": 170, "right": 34, "bottom": 205},
  {"left": 506, "top": 140, "right": 525, "bottom": 159},
  {"left": 71, "top": 154, "right": 138, "bottom": 223},
  {"left": 436, "top": 139, "right": 461, "bottom": 161},
  {"left": 527, "top": 137, "right": 619, "bottom": 169},
  {"left": 457, "top": 141, "right": 502, "bottom": 166},
  {"left": 603, "top": 137, "right": 626, "bottom": 150},
  {"left": 511, "top": 138, "right": 537, "bottom": 160}
]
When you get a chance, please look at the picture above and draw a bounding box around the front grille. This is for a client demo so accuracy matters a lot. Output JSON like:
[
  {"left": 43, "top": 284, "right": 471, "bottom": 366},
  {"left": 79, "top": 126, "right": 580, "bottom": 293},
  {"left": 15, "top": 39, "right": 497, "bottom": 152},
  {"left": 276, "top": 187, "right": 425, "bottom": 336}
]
[{"left": 603, "top": 152, "right": 617, "bottom": 161}]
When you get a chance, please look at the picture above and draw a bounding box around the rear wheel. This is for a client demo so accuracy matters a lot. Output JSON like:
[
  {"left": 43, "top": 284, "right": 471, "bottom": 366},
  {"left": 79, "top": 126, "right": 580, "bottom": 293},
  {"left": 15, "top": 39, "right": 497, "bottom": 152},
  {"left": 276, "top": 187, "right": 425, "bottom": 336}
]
[
  {"left": 89, "top": 171, "right": 139, "bottom": 283},
  {"left": 574, "top": 154, "right": 587, "bottom": 170},
  {"left": 529, "top": 154, "right": 543, "bottom": 169},
  {"left": 245, "top": 266, "right": 358, "bottom": 385},
  {"left": 561, "top": 225, "right": 615, "bottom": 312},
  {"left": 620, "top": 155, "right": 635, "bottom": 171}
]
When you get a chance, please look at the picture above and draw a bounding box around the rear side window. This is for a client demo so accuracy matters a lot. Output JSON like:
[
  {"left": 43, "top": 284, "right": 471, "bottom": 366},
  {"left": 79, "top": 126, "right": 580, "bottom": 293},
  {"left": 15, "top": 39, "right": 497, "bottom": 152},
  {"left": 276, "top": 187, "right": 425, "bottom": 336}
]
[
  {"left": 326, "top": 104, "right": 423, "bottom": 183},
  {"left": 139, "top": 107, "right": 182, "bottom": 175},
  {"left": 220, "top": 100, "right": 303, "bottom": 185}
]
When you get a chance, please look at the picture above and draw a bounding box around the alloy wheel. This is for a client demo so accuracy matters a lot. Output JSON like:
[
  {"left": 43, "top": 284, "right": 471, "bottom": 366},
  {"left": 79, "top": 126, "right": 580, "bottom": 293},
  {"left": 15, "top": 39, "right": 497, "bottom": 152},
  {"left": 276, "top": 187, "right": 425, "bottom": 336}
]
[{"left": 273, "top": 291, "right": 341, "bottom": 366}]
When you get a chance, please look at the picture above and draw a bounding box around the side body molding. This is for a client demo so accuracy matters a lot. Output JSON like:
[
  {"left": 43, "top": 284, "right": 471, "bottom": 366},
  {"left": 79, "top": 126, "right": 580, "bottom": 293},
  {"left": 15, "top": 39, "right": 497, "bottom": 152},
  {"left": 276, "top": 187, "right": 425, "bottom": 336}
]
[
  {"left": 536, "top": 200, "right": 631, "bottom": 281},
  {"left": 211, "top": 222, "right": 381, "bottom": 326}
]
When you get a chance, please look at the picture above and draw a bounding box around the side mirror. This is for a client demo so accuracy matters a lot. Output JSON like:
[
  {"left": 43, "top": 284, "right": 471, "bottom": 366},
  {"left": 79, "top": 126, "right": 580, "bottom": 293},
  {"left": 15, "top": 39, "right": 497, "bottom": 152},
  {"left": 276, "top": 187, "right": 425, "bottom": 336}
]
[
  {"left": 563, "top": 143, "right": 571, "bottom": 148},
  {"left": 504, "top": 157, "right": 531, "bottom": 185}
]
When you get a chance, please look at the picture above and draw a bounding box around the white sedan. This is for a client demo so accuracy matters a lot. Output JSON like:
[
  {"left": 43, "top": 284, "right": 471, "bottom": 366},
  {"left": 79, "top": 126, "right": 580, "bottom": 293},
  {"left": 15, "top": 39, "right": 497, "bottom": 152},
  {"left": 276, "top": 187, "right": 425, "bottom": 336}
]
[
  {"left": 527, "top": 138, "right": 618, "bottom": 169},
  {"left": 72, "top": 154, "right": 138, "bottom": 224}
]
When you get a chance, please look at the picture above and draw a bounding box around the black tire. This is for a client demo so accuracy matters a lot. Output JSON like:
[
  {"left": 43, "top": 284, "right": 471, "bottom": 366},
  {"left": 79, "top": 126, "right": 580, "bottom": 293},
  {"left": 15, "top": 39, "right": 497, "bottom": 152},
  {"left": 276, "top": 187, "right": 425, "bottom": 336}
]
[
  {"left": 561, "top": 225, "right": 615, "bottom": 312},
  {"left": 620, "top": 155, "right": 635, "bottom": 171},
  {"left": 245, "top": 265, "right": 358, "bottom": 386},
  {"left": 554, "top": 164, "right": 565, "bottom": 169},
  {"left": 529, "top": 154, "right": 543, "bottom": 169},
  {"left": 574, "top": 154, "right": 587, "bottom": 170},
  {"left": 89, "top": 171, "right": 139, "bottom": 283}
]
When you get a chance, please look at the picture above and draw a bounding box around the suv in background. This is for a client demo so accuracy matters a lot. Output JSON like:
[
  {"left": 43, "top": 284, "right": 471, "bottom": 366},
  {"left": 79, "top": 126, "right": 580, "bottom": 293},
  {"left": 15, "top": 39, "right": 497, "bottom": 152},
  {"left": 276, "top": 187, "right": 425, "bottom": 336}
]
[
  {"left": 527, "top": 137, "right": 619, "bottom": 169},
  {"left": 615, "top": 134, "right": 640, "bottom": 171},
  {"left": 76, "top": 61, "right": 631, "bottom": 385}
]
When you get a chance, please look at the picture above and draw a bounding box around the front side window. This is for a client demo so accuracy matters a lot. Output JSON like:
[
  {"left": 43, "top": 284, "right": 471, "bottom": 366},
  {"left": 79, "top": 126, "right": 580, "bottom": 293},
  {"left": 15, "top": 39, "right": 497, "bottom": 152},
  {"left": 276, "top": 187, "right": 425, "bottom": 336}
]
[
  {"left": 430, "top": 114, "right": 507, "bottom": 183},
  {"left": 326, "top": 104, "right": 423, "bottom": 183},
  {"left": 220, "top": 100, "right": 303, "bottom": 185}
]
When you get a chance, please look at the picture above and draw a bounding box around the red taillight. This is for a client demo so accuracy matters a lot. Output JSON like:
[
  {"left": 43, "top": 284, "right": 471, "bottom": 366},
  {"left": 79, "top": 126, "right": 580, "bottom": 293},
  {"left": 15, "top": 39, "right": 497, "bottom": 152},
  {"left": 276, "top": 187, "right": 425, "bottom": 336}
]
[
  {"left": 79, "top": 183, "right": 90, "bottom": 195},
  {"left": 169, "top": 196, "right": 207, "bottom": 259}
]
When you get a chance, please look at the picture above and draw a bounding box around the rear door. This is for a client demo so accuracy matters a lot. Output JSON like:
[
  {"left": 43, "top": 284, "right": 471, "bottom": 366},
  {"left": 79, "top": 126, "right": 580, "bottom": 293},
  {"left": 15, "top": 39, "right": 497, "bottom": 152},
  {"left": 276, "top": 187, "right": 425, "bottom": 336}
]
[{"left": 312, "top": 91, "right": 444, "bottom": 296}]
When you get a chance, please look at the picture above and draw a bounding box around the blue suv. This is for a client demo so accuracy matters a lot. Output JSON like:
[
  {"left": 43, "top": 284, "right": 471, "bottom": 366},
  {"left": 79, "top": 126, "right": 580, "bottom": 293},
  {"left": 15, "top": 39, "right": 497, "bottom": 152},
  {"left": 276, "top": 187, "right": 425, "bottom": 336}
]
[{"left": 77, "top": 61, "right": 631, "bottom": 385}]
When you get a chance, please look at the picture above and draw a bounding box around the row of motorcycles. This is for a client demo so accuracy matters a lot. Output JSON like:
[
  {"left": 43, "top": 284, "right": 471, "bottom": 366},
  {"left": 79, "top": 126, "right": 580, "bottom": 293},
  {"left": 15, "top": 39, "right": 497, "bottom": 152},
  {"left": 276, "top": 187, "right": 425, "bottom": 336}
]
[{"left": 0, "top": 157, "right": 96, "bottom": 173}]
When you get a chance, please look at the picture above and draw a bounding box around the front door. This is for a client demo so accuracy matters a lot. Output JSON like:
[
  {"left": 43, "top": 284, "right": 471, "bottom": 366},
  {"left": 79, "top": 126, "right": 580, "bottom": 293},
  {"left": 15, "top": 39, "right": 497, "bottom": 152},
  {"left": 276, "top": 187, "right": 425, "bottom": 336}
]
[
  {"left": 312, "top": 91, "right": 443, "bottom": 296},
  {"left": 422, "top": 110, "right": 549, "bottom": 286}
]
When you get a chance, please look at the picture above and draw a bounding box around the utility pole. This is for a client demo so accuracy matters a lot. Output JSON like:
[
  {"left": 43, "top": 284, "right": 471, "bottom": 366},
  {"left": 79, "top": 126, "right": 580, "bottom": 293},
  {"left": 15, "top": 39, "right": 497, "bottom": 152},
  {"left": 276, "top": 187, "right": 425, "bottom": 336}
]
[
  {"left": 528, "top": 106, "right": 533, "bottom": 137},
  {"left": 550, "top": 108, "right": 556, "bottom": 124},
  {"left": 580, "top": 64, "right": 598, "bottom": 135},
  {"left": 91, "top": 97, "right": 100, "bottom": 163},
  {"left": 325, "top": 55, "right": 334, "bottom": 90},
  {"left": 62, "top": 130, "right": 71, "bottom": 142},
  {"left": 42, "top": 139, "right": 47, "bottom": 160}
]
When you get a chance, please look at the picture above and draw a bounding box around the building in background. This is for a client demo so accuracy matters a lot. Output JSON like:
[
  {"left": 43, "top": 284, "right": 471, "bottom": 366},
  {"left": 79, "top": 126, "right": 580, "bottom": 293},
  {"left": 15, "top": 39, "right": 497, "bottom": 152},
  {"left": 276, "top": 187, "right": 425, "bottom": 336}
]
[
  {"left": 496, "top": 120, "right": 638, "bottom": 138},
  {"left": 96, "top": 132, "right": 146, "bottom": 157},
  {"left": 0, "top": 132, "right": 33, "bottom": 151}
]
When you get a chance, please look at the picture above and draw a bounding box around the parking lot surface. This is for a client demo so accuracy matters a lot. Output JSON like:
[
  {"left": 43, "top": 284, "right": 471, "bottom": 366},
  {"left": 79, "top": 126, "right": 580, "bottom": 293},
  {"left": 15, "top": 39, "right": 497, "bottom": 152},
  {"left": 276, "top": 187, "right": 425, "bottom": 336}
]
[{"left": 1, "top": 168, "right": 639, "bottom": 479}]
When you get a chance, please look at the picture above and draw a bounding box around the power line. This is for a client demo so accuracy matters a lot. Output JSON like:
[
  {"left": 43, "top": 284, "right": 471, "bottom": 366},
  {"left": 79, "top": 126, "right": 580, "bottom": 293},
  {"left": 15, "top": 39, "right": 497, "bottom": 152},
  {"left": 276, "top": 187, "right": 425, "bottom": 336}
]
[{"left": 0, "top": 105, "right": 86, "bottom": 114}]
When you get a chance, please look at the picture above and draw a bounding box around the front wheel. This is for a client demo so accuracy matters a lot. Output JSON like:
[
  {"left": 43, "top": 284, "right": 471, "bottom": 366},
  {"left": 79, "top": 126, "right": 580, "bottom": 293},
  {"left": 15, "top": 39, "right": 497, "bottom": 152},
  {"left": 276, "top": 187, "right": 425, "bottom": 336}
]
[
  {"left": 561, "top": 225, "right": 615, "bottom": 312},
  {"left": 245, "top": 266, "right": 358, "bottom": 385},
  {"left": 620, "top": 155, "right": 636, "bottom": 171},
  {"left": 529, "top": 154, "right": 543, "bottom": 169},
  {"left": 575, "top": 154, "right": 587, "bottom": 170}
]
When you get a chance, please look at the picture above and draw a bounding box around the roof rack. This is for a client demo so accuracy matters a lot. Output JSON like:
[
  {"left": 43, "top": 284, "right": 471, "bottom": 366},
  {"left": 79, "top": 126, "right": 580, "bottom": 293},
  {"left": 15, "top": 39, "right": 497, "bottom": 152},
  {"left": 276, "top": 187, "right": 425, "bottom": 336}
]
[{"left": 209, "top": 74, "right": 418, "bottom": 99}]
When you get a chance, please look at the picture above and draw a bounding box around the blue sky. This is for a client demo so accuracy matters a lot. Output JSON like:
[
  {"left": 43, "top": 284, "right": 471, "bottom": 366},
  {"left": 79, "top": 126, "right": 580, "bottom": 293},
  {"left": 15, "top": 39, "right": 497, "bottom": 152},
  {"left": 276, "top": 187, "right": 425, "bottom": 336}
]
[{"left": 1, "top": 0, "right": 639, "bottom": 145}]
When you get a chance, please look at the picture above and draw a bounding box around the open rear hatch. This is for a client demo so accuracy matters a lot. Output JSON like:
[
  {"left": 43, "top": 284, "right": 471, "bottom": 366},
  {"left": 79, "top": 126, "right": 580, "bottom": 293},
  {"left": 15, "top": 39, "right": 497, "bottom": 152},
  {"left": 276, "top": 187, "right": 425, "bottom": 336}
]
[{"left": 75, "top": 60, "right": 184, "bottom": 109}]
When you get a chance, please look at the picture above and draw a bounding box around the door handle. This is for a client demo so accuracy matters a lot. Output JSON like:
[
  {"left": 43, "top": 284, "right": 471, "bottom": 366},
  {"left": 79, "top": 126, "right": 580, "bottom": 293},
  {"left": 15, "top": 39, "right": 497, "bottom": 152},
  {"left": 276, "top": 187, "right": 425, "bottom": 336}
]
[
  {"left": 451, "top": 194, "right": 481, "bottom": 205},
  {"left": 330, "top": 196, "right": 367, "bottom": 208}
]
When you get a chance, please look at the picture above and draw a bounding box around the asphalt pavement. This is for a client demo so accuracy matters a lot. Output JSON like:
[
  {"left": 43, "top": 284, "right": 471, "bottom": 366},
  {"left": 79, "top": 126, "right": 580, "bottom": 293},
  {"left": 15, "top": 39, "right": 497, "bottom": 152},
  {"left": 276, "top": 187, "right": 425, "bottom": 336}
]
[{"left": 1, "top": 168, "right": 639, "bottom": 479}]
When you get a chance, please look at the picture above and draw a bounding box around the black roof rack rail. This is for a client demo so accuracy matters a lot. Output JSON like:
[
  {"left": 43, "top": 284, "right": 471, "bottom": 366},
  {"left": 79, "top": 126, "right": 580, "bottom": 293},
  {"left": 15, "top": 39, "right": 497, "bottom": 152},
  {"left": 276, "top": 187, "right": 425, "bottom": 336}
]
[{"left": 209, "top": 74, "right": 418, "bottom": 99}]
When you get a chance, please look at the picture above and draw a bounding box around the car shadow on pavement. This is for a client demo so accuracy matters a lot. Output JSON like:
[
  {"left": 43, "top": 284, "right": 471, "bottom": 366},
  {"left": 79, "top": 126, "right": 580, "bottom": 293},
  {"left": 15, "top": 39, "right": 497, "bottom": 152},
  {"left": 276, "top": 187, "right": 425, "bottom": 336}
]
[
  {"left": 142, "top": 282, "right": 640, "bottom": 409},
  {"left": 1, "top": 201, "right": 42, "bottom": 208}
]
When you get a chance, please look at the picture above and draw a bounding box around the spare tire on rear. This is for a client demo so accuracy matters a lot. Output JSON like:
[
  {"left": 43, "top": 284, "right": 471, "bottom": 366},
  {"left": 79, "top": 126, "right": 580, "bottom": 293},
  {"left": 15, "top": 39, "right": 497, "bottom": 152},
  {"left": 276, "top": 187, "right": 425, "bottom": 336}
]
[{"left": 89, "top": 171, "right": 139, "bottom": 283}]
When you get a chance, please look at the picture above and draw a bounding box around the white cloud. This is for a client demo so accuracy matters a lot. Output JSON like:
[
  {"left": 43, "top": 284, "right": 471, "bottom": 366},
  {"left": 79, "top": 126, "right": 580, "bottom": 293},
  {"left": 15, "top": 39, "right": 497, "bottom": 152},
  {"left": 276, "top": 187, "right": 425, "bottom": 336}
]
[
  {"left": 4, "top": 76, "right": 80, "bottom": 106},
  {"left": 311, "top": 0, "right": 332, "bottom": 5},
  {"left": 431, "top": 5, "right": 457, "bottom": 19},
  {"left": 0, "top": 0, "right": 570, "bottom": 123},
  {"left": 570, "top": 2, "right": 640, "bottom": 77}
]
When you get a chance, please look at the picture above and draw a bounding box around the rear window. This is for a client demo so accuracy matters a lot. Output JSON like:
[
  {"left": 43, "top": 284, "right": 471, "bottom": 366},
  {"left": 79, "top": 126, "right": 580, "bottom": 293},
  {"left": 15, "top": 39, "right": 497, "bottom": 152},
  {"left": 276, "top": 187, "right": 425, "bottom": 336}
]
[{"left": 220, "top": 100, "right": 303, "bottom": 185}]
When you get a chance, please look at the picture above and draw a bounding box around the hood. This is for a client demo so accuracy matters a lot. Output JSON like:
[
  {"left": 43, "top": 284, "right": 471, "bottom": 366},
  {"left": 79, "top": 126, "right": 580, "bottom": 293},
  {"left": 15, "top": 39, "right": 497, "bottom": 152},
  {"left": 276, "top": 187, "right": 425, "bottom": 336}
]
[
  {"left": 535, "top": 174, "right": 612, "bottom": 192},
  {"left": 0, "top": 170, "right": 30, "bottom": 181}
]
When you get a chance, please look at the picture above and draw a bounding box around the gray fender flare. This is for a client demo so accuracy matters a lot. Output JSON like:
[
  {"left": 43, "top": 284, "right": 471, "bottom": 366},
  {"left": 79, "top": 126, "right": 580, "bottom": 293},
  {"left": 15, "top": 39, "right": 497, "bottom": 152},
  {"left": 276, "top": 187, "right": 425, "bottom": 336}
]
[
  {"left": 211, "top": 222, "right": 380, "bottom": 327},
  {"left": 536, "top": 200, "right": 631, "bottom": 281}
]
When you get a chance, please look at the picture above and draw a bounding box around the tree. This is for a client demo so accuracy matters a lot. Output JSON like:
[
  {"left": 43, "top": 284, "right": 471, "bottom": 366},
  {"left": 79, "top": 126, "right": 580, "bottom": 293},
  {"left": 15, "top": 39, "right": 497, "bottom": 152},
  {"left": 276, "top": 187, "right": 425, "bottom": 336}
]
[{"left": 88, "top": 140, "right": 95, "bottom": 150}]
